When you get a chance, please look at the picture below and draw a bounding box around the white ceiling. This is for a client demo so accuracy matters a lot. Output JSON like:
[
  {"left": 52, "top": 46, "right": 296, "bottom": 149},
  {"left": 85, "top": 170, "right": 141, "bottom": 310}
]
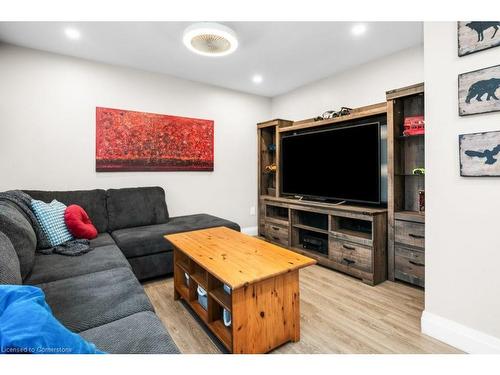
[{"left": 0, "top": 22, "right": 422, "bottom": 97}]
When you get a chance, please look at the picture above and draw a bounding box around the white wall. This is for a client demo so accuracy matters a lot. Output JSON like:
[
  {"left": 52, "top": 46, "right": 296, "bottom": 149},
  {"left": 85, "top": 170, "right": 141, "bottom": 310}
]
[
  {"left": 271, "top": 46, "right": 424, "bottom": 202},
  {"left": 0, "top": 44, "right": 271, "bottom": 230},
  {"left": 271, "top": 46, "right": 424, "bottom": 120},
  {"left": 422, "top": 22, "right": 500, "bottom": 353}
]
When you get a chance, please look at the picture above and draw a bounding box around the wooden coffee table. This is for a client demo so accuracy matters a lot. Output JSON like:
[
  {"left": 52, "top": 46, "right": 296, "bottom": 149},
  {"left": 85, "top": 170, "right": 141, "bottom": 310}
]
[{"left": 165, "top": 226, "right": 316, "bottom": 354}]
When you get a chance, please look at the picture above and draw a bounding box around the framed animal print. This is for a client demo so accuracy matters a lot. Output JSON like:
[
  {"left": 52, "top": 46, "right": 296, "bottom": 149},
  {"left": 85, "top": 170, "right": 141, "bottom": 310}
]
[
  {"left": 459, "top": 130, "right": 500, "bottom": 176},
  {"left": 458, "top": 64, "right": 500, "bottom": 116},
  {"left": 458, "top": 21, "right": 500, "bottom": 56}
]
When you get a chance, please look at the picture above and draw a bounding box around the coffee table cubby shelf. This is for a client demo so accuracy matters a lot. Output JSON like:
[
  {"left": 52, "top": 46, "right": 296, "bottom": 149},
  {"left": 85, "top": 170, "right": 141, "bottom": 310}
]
[
  {"left": 174, "top": 251, "right": 232, "bottom": 350},
  {"left": 259, "top": 196, "right": 387, "bottom": 285}
]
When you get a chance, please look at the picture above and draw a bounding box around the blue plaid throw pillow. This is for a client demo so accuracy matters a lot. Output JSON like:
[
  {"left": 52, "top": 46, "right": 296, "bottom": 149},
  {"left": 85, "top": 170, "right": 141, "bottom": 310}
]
[{"left": 31, "top": 199, "right": 73, "bottom": 247}]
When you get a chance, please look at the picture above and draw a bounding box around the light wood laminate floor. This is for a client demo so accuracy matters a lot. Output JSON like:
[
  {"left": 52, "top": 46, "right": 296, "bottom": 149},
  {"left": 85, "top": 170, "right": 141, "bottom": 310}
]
[{"left": 143, "top": 265, "right": 461, "bottom": 354}]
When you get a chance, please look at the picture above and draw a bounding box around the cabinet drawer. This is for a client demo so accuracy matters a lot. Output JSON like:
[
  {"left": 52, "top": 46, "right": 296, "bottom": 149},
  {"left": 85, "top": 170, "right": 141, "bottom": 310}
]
[
  {"left": 264, "top": 223, "right": 289, "bottom": 247},
  {"left": 395, "top": 245, "right": 425, "bottom": 287},
  {"left": 329, "top": 238, "right": 372, "bottom": 273},
  {"left": 395, "top": 220, "right": 425, "bottom": 249}
]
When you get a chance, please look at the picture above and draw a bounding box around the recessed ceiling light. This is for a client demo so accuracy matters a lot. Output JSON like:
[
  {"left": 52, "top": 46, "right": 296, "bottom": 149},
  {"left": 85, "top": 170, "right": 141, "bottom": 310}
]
[
  {"left": 64, "top": 27, "right": 81, "bottom": 40},
  {"left": 252, "top": 74, "right": 263, "bottom": 84},
  {"left": 183, "top": 22, "right": 238, "bottom": 57},
  {"left": 351, "top": 24, "right": 367, "bottom": 36}
]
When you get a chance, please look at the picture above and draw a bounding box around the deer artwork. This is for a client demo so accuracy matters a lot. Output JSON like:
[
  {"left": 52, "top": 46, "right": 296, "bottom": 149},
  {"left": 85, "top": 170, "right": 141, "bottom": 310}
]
[
  {"left": 466, "top": 22, "right": 500, "bottom": 42},
  {"left": 465, "top": 78, "right": 500, "bottom": 104}
]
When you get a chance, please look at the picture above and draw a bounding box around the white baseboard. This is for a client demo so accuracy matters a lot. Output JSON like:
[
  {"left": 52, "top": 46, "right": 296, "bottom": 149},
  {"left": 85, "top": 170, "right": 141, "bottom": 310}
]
[
  {"left": 241, "top": 226, "right": 258, "bottom": 236},
  {"left": 421, "top": 310, "right": 500, "bottom": 353}
]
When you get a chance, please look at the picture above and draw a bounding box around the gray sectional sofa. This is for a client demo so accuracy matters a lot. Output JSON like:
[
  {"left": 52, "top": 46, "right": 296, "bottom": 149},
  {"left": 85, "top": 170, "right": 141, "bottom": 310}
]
[{"left": 0, "top": 186, "right": 240, "bottom": 353}]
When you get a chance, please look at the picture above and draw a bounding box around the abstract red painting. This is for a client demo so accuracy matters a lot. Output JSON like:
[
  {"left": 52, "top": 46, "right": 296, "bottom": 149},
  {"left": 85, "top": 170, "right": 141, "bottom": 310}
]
[{"left": 96, "top": 107, "right": 214, "bottom": 172}]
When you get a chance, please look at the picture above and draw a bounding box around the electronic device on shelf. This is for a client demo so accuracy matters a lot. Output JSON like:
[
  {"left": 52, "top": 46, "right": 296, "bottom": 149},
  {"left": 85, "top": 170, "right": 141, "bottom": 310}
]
[
  {"left": 301, "top": 233, "right": 328, "bottom": 255},
  {"left": 281, "top": 118, "right": 383, "bottom": 205}
]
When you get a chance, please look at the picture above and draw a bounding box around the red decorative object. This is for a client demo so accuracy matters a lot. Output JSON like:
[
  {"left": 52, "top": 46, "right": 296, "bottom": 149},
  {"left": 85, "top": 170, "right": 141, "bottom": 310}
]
[
  {"left": 96, "top": 107, "right": 214, "bottom": 171},
  {"left": 403, "top": 115, "right": 425, "bottom": 136},
  {"left": 64, "top": 205, "right": 98, "bottom": 240}
]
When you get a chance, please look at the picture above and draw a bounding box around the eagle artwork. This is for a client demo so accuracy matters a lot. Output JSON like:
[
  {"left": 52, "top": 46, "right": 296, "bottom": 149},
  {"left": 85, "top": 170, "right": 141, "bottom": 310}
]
[{"left": 460, "top": 131, "right": 500, "bottom": 176}]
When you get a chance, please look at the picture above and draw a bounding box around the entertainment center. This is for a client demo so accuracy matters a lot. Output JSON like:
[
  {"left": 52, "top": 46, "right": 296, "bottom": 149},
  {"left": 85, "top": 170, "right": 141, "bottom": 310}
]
[{"left": 257, "top": 103, "right": 388, "bottom": 285}]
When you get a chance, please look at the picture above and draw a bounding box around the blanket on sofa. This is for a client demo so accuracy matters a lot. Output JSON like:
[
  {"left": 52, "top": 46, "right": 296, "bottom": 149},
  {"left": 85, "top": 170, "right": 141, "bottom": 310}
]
[{"left": 0, "top": 190, "right": 91, "bottom": 256}]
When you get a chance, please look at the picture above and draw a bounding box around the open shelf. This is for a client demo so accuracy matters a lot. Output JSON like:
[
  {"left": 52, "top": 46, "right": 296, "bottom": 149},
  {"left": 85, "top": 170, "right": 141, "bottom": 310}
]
[
  {"left": 189, "top": 299, "right": 208, "bottom": 323},
  {"left": 190, "top": 264, "right": 208, "bottom": 289},
  {"left": 331, "top": 216, "right": 372, "bottom": 244},
  {"left": 291, "top": 228, "right": 329, "bottom": 257},
  {"left": 210, "top": 287, "right": 231, "bottom": 312},
  {"left": 292, "top": 223, "right": 329, "bottom": 235},
  {"left": 209, "top": 319, "right": 232, "bottom": 351}
]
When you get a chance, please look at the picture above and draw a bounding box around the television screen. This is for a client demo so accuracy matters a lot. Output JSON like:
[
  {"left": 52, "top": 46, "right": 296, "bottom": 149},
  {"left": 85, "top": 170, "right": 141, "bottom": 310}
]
[{"left": 281, "top": 121, "right": 381, "bottom": 204}]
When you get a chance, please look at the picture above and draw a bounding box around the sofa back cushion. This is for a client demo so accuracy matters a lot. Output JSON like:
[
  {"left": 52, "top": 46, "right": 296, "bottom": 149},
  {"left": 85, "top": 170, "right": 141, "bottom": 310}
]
[
  {"left": 0, "top": 202, "right": 37, "bottom": 280},
  {"left": 24, "top": 189, "right": 108, "bottom": 233},
  {"left": 106, "top": 187, "right": 169, "bottom": 231},
  {"left": 0, "top": 231, "right": 22, "bottom": 285}
]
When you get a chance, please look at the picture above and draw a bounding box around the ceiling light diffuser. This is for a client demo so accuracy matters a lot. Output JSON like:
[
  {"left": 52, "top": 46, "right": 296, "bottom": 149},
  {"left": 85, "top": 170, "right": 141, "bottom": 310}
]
[{"left": 183, "top": 22, "right": 238, "bottom": 57}]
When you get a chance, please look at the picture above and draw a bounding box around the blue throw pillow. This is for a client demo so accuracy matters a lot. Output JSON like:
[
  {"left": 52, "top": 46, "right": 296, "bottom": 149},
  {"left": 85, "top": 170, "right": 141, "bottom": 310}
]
[
  {"left": 31, "top": 199, "right": 73, "bottom": 247},
  {"left": 0, "top": 285, "right": 104, "bottom": 354}
]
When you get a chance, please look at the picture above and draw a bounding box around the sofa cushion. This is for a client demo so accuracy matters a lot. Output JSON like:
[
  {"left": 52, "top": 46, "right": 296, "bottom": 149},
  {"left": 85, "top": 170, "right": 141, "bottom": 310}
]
[
  {"left": 0, "top": 232, "right": 22, "bottom": 285},
  {"left": 24, "top": 189, "right": 108, "bottom": 233},
  {"left": 80, "top": 311, "right": 180, "bottom": 354},
  {"left": 111, "top": 213, "right": 240, "bottom": 258},
  {"left": 25, "top": 243, "right": 130, "bottom": 285},
  {"left": 31, "top": 199, "right": 74, "bottom": 247},
  {"left": 37, "top": 267, "right": 154, "bottom": 333},
  {"left": 106, "top": 187, "right": 169, "bottom": 231},
  {"left": 89, "top": 232, "right": 116, "bottom": 248},
  {"left": 127, "top": 251, "right": 173, "bottom": 281},
  {"left": 0, "top": 201, "right": 37, "bottom": 279}
]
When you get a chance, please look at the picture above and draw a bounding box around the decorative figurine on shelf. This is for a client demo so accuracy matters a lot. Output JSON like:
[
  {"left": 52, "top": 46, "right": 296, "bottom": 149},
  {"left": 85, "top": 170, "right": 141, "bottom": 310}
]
[
  {"left": 412, "top": 167, "right": 425, "bottom": 175},
  {"left": 314, "top": 107, "right": 352, "bottom": 121},
  {"left": 267, "top": 143, "right": 276, "bottom": 152},
  {"left": 418, "top": 190, "right": 425, "bottom": 213},
  {"left": 403, "top": 115, "right": 425, "bottom": 136},
  {"left": 265, "top": 164, "right": 277, "bottom": 173}
]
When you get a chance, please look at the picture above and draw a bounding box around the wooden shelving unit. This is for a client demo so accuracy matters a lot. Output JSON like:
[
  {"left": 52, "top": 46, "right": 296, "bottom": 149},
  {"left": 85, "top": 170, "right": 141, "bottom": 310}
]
[
  {"left": 257, "top": 104, "right": 389, "bottom": 285},
  {"left": 387, "top": 83, "right": 425, "bottom": 288}
]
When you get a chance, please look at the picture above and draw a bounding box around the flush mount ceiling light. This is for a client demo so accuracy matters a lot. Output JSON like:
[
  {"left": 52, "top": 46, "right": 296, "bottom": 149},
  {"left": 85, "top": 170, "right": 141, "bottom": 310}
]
[
  {"left": 252, "top": 74, "right": 263, "bottom": 84},
  {"left": 183, "top": 22, "right": 238, "bottom": 57}
]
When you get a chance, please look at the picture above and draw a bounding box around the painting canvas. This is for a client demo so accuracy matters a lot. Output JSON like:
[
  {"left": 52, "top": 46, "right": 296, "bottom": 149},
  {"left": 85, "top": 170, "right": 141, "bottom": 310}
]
[
  {"left": 458, "top": 64, "right": 500, "bottom": 116},
  {"left": 96, "top": 107, "right": 214, "bottom": 172},
  {"left": 459, "top": 130, "right": 500, "bottom": 176},
  {"left": 458, "top": 21, "right": 500, "bottom": 56}
]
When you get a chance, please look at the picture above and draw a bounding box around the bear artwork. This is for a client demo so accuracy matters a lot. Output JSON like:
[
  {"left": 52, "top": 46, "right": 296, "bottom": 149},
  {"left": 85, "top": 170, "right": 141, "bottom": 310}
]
[
  {"left": 458, "top": 65, "right": 500, "bottom": 116},
  {"left": 465, "top": 78, "right": 500, "bottom": 103}
]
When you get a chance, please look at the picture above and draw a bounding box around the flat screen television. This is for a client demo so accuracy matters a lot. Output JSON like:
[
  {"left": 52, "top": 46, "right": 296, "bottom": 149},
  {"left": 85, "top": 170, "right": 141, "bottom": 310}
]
[{"left": 280, "top": 121, "right": 381, "bottom": 204}]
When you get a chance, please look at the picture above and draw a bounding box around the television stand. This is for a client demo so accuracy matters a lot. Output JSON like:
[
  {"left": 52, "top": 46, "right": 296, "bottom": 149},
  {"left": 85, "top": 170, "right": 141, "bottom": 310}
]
[
  {"left": 257, "top": 108, "right": 388, "bottom": 285},
  {"left": 258, "top": 195, "right": 387, "bottom": 285}
]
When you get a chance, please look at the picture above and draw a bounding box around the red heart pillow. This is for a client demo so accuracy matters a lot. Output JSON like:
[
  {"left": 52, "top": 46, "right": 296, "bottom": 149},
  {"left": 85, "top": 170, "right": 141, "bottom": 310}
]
[{"left": 64, "top": 205, "right": 98, "bottom": 240}]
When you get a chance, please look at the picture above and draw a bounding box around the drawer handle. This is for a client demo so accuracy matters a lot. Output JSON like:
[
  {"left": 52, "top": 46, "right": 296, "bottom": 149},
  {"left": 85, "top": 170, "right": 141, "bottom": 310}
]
[
  {"left": 271, "top": 226, "right": 280, "bottom": 231},
  {"left": 272, "top": 236, "right": 280, "bottom": 241},
  {"left": 408, "top": 233, "right": 424, "bottom": 239},
  {"left": 343, "top": 258, "right": 355, "bottom": 265},
  {"left": 409, "top": 260, "right": 425, "bottom": 267},
  {"left": 342, "top": 244, "right": 355, "bottom": 251}
]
